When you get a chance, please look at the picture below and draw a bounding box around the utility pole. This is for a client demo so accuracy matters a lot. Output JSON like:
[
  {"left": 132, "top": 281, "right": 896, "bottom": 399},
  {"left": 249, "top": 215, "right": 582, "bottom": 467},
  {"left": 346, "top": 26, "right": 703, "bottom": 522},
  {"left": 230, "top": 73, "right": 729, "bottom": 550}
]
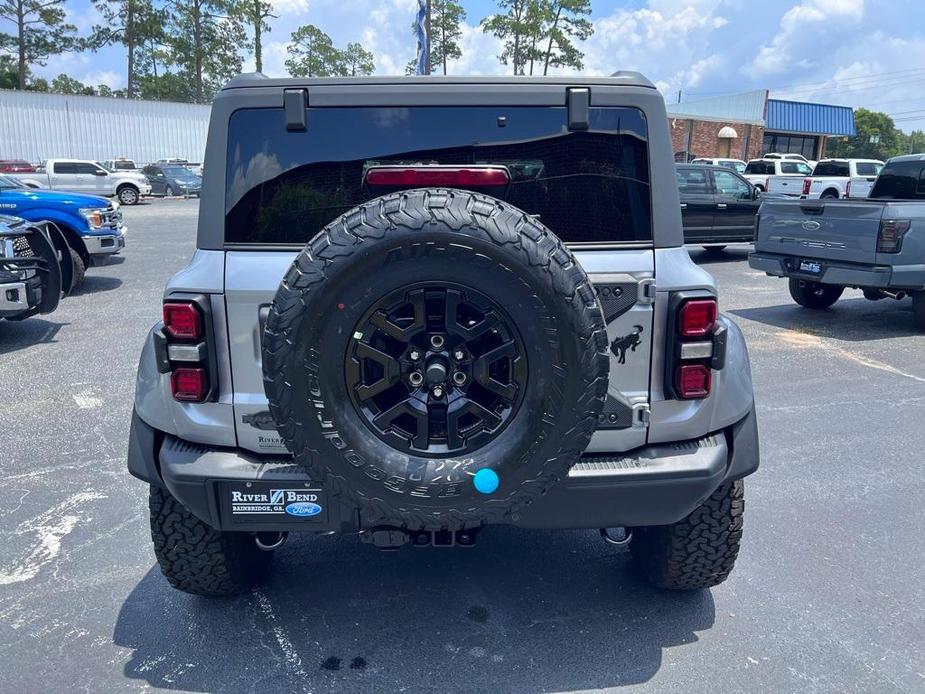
[
  {"left": 425, "top": 0, "right": 432, "bottom": 75},
  {"left": 677, "top": 89, "right": 682, "bottom": 104}
]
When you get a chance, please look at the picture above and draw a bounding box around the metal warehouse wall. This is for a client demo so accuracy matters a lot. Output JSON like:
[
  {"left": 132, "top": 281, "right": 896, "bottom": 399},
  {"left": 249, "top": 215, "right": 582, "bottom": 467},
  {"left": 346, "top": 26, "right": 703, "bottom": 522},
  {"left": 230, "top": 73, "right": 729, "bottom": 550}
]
[{"left": 0, "top": 89, "right": 211, "bottom": 164}]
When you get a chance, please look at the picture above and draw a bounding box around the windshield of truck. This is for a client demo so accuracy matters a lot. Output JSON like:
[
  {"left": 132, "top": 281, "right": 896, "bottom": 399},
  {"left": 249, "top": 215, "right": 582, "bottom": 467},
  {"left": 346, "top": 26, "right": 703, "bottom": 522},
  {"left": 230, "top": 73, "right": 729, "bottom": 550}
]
[
  {"left": 224, "top": 105, "right": 653, "bottom": 246},
  {"left": 98, "top": 162, "right": 115, "bottom": 172},
  {"left": 163, "top": 166, "right": 198, "bottom": 180},
  {"left": 745, "top": 161, "right": 773, "bottom": 175},
  {"left": 0, "top": 174, "right": 25, "bottom": 189},
  {"left": 813, "top": 161, "right": 850, "bottom": 177}
]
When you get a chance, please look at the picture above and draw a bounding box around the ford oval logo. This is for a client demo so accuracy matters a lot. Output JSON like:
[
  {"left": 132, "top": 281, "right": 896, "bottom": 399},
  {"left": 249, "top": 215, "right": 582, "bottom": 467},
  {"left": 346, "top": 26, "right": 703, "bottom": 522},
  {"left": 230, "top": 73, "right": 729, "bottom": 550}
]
[
  {"left": 285, "top": 502, "right": 322, "bottom": 517},
  {"left": 801, "top": 220, "right": 821, "bottom": 231}
]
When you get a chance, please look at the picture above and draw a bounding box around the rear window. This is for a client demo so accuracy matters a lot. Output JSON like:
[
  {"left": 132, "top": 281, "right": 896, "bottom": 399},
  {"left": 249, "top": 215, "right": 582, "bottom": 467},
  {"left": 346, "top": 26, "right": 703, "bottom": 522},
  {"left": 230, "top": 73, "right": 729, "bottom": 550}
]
[
  {"left": 676, "top": 167, "right": 710, "bottom": 194},
  {"left": 225, "top": 106, "right": 651, "bottom": 245},
  {"left": 744, "top": 161, "right": 772, "bottom": 175},
  {"left": 813, "top": 161, "right": 850, "bottom": 177},
  {"left": 869, "top": 162, "right": 925, "bottom": 200}
]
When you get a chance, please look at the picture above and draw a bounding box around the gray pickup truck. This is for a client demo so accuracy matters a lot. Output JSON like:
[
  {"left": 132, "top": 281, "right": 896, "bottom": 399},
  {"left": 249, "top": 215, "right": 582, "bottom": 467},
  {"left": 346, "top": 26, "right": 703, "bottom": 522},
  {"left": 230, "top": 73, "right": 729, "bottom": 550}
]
[{"left": 750, "top": 154, "right": 925, "bottom": 327}]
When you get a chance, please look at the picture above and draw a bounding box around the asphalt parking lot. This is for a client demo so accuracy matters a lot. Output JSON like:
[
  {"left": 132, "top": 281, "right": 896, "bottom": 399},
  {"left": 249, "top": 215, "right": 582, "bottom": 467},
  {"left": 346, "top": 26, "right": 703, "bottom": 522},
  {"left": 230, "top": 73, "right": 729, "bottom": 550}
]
[{"left": 1, "top": 198, "right": 923, "bottom": 693}]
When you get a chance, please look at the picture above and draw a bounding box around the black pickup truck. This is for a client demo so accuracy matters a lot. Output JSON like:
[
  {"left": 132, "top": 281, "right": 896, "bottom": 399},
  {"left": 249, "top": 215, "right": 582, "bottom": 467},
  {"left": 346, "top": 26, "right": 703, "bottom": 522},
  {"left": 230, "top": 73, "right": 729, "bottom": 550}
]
[
  {"left": 0, "top": 215, "right": 73, "bottom": 320},
  {"left": 676, "top": 163, "right": 761, "bottom": 248},
  {"left": 750, "top": 154, "right": 925, "bottom": 327}
]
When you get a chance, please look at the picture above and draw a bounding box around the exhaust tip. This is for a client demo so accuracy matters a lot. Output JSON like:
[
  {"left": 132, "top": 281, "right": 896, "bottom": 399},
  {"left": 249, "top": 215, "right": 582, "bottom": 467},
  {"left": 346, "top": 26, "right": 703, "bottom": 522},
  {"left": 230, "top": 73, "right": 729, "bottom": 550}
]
[
  {"left": 600, "top": 527, "right": 633, "bottom": 548},
  {"left": 255, "top": 531, "right": 288, "bottom": 551}
]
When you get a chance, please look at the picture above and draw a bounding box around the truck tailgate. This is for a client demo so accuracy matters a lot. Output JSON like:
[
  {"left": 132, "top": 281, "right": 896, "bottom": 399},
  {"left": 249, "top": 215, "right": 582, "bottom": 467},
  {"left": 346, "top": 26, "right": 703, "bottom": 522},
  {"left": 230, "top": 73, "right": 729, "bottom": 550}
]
[{"left": 755, "top": 199, "right": 884, "bottom": 264}]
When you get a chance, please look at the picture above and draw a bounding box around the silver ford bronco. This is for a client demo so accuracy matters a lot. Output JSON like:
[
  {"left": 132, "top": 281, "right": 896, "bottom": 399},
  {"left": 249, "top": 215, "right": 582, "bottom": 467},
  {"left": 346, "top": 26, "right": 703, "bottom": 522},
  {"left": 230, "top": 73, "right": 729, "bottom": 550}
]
[{"left": 128, "top": 73, "right": 759, "bottom": 596}]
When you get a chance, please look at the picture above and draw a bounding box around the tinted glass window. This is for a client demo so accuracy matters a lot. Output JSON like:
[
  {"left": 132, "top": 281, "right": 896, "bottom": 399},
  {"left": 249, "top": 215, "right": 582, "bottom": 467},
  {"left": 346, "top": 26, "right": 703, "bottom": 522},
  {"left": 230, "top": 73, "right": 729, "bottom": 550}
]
[
  {"left": 713, "top": 170, "right": 751, "bottom": 198},
  {"left": 676, "top": 168, "right": 710, "bottom": 194},
  {"left": 870, "top": 162, "right": 925, "bottom": 199},
  {"left": 813, "top": 161, "right": 850, "bottom": 177},
  {"left": 225, "top": 106, "right": 651, "bottom": 245},
  {"left": 74, "top": 162, "right": 101, "bottom": 175},
  {"left": 855, "top": 162, "right": 883, "bottom": 176},
  {"left": 53, "top": 162, "right": 75, "bottom": 174},
  {"left": 744, "top": 161, "right": 771, "bottom": 175}
]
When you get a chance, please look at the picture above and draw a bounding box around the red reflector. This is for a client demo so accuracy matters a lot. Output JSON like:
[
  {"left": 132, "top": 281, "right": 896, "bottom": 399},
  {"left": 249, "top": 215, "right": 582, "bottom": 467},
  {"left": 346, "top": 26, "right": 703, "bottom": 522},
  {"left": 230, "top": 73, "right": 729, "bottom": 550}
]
[
  {"left": 170, "top": 367, "right": 208, "bottom": 402},
  {"left": 678, "top": 299, "right": 717, "bottom": 338},
  {"left": 163, "top": 302, "right": 201, "bottom": 339},
  {"left": 365, "top": 166, "right": 510, "bottom": 188},
  {"left": 802, "top": 178, "right": 811, "bottom": 196},
  {"left": 676, "top": 364, "right": 711, "bottom": 399}
]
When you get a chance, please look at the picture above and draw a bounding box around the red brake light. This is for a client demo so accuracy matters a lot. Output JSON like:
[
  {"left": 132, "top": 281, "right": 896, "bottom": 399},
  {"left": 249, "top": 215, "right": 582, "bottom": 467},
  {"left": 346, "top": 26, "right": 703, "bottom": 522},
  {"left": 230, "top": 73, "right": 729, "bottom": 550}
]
[
  {"left": 163, "top": 302, "right": 201, "bottom": 340},
  {"left": 845, "top": 180, "right": 851, "bottom": 198},
  {"left": 170, "top": 367, "right": 208, "bottom": 402},
  {"left": 802, "top": 178, "right": 811, "bottom": 195},
  {"left": 678, "top": 299, "right": 717, "bottom": 338},
  {"left": 877, "top": 219, "right": 911, "bottom": 253},
  {"left": 676, "top": 364, "right": 711, "bottom": 399},
  {"left": 364, "top": 166, "right": 510, "bottom": 188}
]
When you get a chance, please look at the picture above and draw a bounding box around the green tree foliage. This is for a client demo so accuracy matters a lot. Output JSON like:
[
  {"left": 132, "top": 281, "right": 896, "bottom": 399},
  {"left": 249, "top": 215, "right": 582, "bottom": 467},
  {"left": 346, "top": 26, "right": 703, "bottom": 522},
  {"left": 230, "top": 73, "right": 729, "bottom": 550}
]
[
  {"left": 161, "top": 0, "right": 247, "bottom": 103},
  {"left": 237, "top": 0, "right": 274, "bottom": 73},
  {"left": 341, "top": 41, "right": 374, "bottom": 77},
  {"left": 286, "top": 25, "right": 342, "bottom": 77},
  {"left": 539, "top": 0, "right": 592, "bottom": 74},
  {"left": 0, "top": 0, "right": 82, "bottom": 89},
  {"left": 825, "top": 108, "right": 905, "bottom": 160},
  {"left": 89, "top": 0, "right": 165, "bottom": 97},
  {"left": 0, "top": 53, "right": 18, "bottom": 88},
  {"left": 480, "top": 0, "right": 543, "bottom": 76},
  {"left": 51, "top": 73, "right": 95, "bottom": 95},
  {"left": 430, "top": 0, "right": 466, "bottom": 75}
]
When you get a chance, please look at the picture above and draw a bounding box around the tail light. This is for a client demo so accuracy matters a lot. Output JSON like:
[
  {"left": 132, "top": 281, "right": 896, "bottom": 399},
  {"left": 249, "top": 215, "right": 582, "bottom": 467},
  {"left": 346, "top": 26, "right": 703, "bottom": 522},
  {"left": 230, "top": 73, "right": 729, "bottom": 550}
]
[
  {"left": 667, "top": 295, "right": 722, "bottom": 400},
  {"left": 845, "top": 180, "right": 851, "bottom": 198},
  {"left": 157, "top": 297, "right": 215, "bottom": 403},
  {"left": 364, "top": 166, "right": 510, "bottom": 189},
  {"left": 802, "top": 178, "right": 812, "bottom": 196},
  {"left": 764, "top": 177, "right": 770, "bottom": 191},
  {"left": 877, "top": 219, "right": 911, "bottom": 253}
]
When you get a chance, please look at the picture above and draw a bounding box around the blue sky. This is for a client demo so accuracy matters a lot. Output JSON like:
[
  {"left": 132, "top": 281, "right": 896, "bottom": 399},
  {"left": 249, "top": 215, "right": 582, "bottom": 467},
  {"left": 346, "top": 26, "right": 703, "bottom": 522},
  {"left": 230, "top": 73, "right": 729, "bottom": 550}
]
[{"left": 41, "top": 0, "right": 925, "bottom": 130}]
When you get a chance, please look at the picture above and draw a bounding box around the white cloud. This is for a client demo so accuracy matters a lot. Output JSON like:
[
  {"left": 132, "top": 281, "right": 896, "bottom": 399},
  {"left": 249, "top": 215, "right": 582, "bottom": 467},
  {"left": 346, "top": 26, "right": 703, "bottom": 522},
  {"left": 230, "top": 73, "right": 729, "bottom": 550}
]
[
  {"left": 273, "top": 0, "right": 311, "bottom": 13},
  {"left": 79, "top": 70, "right": 122, "bottom": 89}
]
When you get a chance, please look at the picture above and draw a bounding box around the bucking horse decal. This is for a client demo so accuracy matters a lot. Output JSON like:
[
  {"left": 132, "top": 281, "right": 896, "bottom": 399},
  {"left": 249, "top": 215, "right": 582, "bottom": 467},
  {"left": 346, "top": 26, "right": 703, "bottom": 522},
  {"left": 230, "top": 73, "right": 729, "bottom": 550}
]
[{"left": 611, "top": 325, "right": 644, "bottom": 365}]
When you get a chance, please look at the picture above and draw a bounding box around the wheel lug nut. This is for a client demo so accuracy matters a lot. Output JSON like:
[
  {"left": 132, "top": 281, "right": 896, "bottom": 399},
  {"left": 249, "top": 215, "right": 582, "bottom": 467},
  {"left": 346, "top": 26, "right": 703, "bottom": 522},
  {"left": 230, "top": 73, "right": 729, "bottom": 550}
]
[
  {"left": 432, "top": 385, "right": 444, "bottom": 398},
  {"left": 409, "top": 371, "right": 424, "bottom": 386},
  {"left": 430, "top": 334, "right": 445, "bottom": 349},
  {"left": 452, "top": 372, "right": 467, "bottom": 386},
  {"left": 409, "top": 350, "right": 421, "bottom": 361},
  {"left": 453, "top": 350, "right": 464, "bottom": 360}
]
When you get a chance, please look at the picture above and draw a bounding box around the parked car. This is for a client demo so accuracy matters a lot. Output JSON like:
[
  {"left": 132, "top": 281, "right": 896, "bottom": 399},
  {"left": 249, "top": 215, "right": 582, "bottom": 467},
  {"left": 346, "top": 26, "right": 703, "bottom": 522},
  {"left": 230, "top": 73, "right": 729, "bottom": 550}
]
[
  {"left": 764, "top": 152, "right": 818, "bottom": 169},
  {"left": 676, "top": 164, "right": 761, "bottom": 247},
  {"left": 142, "top": 164, "right": 202, "bottom": 197},
  {"left": 801, "top": 158, "right": 884, "bottom": 199},
  {"left": 0, "top": 215, "right": 73, "bottom": 320},
  {"left": 743, "top": 157, "right": 813, "bottom": 195},
  {"left": 690, "top": 157, "right": 747, "bottom": 174},
  {"left": 128, "top": 72, "right": 759, "bottom": 597},
  {"left": 0, "top": 159, "right": 36, "bottom": 173},
  {"left": 101, "top": 158, "right": 140, "bottom": 172},
  {"left": 0, "top": 173, "right": 126, "bottom": 286},
  {"left": 8, "top": 159, "right": 151, "bottom": 205},
  {"left": 749, "top": 154, "right": 925, "bottom": 327}
]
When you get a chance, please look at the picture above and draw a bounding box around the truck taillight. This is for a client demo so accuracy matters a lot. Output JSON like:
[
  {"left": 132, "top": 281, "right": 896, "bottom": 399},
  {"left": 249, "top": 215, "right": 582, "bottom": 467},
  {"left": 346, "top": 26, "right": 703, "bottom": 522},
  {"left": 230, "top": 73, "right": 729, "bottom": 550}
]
[
  {"left": 163, "top": 301, "right": 201, "bottom": 339},
  {"left": 160, "top": 297, "right": 214, "bottom": 403},
  {"left": 845, "top": 180, "right": 851, "bottom": 198},
  {"left": 667, "top": 295, "right": 723, "bottom": 400},
  {"left": 877, "top": 219, "right": 911, "bottom": 253},
  {"left": 802, "top": 178, "right": 811, "bottom": 196},
  {"left": 764, "top": 177, "right": 770, "bottom": 191}
]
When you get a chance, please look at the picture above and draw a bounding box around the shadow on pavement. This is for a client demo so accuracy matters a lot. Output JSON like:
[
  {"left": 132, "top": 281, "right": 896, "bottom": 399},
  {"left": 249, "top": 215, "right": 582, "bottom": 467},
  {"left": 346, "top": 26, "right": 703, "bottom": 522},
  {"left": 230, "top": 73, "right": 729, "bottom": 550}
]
[
  {"left": 114, "top": 528, "right": 715, "bottom": 693},
  {"left": 0, "top": 318, "right": 67, "bottom": 354},
  {"left": 731, "top": 296, "right": 920, "bottom": 341},
  {"left": 71, "top": 275, "right": 123, "bottom": 296},
  {"left": 686, "top": 245, "right": 752, "bottom": 265}
]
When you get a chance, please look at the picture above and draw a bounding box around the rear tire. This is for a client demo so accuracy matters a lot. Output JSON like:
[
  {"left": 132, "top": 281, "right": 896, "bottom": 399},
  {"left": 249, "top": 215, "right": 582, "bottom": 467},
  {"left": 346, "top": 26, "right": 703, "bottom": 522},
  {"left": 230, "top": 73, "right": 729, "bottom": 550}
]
[
  {"left": 789, "top": 278, "right": 843, "bottom": 309},
  {"left": 68, "top": 247, "right": 86, "bottom": 289},
  {"left": 630, "top": 480, "right": 744, "bottom": 590},
  {"left": 913, "top": 291, "right": 925, "bottom": 330},
  {"left": 149, "top": 485, "right": 273, "bottom": 596},
  {"left": 820, "top": 190, "right": 839, "bottom": 200}
]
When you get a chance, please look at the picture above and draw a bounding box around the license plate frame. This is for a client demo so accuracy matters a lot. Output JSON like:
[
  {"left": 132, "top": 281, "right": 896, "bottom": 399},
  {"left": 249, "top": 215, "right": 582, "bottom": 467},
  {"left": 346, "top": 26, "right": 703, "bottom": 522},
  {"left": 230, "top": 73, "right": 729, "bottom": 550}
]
[{"left": 798, "top": 259, "right": 823, "bottom": 275}]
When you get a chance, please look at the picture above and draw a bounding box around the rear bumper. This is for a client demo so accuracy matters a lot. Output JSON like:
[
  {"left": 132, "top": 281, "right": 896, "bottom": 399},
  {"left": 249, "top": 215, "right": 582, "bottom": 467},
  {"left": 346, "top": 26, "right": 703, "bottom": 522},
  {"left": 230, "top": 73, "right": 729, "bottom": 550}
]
[
  {"left": 128, "top": 406, "right": 759, "bottom": 532},
  {"left": 749, "top": 251, "right": 897, "bottom": 288}
]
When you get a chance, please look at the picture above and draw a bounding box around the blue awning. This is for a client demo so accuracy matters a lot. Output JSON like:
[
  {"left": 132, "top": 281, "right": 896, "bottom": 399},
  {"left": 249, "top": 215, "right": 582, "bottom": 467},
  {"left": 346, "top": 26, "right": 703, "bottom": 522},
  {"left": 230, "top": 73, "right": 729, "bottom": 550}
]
[{"left": 766, "top": 99, "right": 855, "bottom": 136}]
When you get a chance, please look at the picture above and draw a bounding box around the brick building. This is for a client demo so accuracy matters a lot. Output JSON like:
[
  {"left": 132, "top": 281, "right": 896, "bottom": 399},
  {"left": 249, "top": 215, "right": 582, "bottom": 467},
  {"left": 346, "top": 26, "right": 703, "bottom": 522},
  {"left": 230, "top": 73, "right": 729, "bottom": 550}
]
[{"left": 666, "top": 90, "right": 855, "bottom": 162}]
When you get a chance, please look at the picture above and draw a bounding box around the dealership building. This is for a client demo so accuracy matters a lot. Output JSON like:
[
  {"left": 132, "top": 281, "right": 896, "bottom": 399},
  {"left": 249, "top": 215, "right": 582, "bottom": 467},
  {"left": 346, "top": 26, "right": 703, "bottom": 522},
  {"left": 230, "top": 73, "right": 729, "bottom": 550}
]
[{"left": 666, "top": 89, "right": 856, "bottom": 162}]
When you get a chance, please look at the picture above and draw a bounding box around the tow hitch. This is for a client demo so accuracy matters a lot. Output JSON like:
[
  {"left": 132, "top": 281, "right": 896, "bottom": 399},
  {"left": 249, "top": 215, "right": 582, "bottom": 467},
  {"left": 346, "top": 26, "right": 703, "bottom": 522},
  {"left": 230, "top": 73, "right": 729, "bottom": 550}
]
[{"left": 359, "top": 527, "right": 481, "bottom": 550}]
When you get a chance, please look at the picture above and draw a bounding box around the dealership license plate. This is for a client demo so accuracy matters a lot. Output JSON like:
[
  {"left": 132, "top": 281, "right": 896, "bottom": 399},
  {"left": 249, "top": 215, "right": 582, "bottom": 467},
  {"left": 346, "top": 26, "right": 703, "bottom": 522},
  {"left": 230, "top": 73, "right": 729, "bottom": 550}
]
[
  {"left": 799, "top": 260, "right": 822, "bottom": 275},
  {"left": 219, "top": 481, "right": 327, "bottom": 525}
]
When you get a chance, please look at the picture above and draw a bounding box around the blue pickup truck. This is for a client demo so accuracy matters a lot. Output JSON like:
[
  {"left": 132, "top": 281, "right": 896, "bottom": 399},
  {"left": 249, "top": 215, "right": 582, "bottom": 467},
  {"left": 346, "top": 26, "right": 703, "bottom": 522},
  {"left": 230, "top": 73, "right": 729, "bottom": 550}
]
[{"left": 0, "top": 173, "right": 126, "bottom": 287}]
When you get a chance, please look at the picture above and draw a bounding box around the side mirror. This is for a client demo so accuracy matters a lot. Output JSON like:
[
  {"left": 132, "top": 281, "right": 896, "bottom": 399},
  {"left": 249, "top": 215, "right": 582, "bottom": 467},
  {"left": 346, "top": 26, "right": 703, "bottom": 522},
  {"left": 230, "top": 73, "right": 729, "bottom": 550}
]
[
  {"left": 752, "top": 186, "right": 761, "bottom": 200},
  {"left": 93, "top": 170, "right": 108, "bottom": 176}
]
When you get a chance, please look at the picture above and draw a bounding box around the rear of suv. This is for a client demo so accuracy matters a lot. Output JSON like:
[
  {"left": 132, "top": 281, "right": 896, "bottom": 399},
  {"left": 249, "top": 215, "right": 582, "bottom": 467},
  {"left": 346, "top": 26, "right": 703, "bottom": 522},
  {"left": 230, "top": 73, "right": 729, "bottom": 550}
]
[{"left": 128, "top": 74, "right": 759, "bottom": 596}]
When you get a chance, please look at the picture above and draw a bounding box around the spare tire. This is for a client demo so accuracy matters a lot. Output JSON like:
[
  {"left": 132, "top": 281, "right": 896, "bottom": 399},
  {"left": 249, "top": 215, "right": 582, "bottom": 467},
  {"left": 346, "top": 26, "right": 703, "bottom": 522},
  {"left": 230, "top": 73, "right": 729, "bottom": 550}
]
[{"left": 263, "top": 188, "right": 609, "bottom": 531}]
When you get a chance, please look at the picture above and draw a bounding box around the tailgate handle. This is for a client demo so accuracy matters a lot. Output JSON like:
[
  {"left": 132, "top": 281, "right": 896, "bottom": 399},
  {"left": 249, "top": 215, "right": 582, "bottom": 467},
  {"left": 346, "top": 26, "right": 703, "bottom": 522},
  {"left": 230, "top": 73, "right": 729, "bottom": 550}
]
[{"left": 801, "top": 204, "right": 825, "bottom": 215}]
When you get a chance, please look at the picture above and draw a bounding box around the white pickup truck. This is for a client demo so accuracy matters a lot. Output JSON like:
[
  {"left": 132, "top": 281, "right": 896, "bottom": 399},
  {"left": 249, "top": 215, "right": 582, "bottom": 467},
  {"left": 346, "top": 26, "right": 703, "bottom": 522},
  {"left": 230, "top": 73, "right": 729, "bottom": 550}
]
[
  {"left": 743, "top": 158, "right": 814, "bottom": 196},
  {"left": 800, "top": 158, "right": 884, "bottom": 199},
  {"left": 9, "top": 159, "right": 152, "bottom": 205}
]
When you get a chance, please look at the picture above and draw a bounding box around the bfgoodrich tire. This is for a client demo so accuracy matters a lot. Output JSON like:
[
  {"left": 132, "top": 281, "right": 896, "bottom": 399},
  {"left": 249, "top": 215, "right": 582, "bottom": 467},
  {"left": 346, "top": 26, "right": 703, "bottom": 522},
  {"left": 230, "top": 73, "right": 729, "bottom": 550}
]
[
  {"left": 263, "top": 188, "right": 609, "bottom": 531},
  {"left": 149, "top": 485, "right": 272, "bottom": 596},
  {"left": 630, "top": 480, "right": 745, "bottom": 590},
  {"left": 789, "top": 278, "right": 843, "bottom": 309}
]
